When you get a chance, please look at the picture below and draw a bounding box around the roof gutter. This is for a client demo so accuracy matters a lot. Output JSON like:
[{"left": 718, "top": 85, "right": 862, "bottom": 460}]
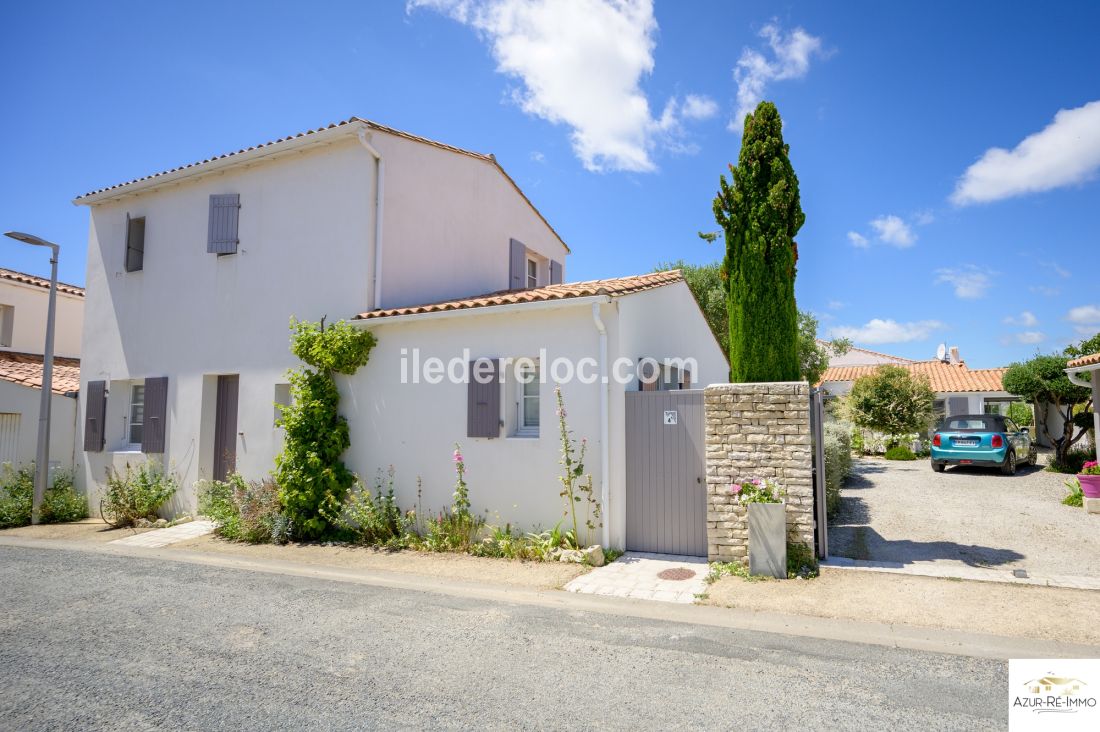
[
  {"left": 357, "top": 127, "right": 385, "bottom": 311},
  {"left": 351, "top": 294, "right": 612, "bottom": 327},
  {"left": 1065, "top": 364, "right": 1097, "bottom": 389}
]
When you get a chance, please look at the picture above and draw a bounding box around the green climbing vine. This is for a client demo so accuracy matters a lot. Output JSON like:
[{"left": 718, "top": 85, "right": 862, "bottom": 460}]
[{"left": 274, "top": 317, "right": 376, "bottom": 538}]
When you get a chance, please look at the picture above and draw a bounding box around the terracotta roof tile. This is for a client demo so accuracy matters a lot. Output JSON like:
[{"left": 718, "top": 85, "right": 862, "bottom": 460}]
[
  {"left": 0, "top": 268, "right": 84, "bottom": 297},
  {"left": 1068, "top": 352, "right": 1100, "bottom": 369},
  {"left": 820, "top": 360, "right": 1008, "bottom": 393},
  {"left": 0, "top": 352, "right": 81, "bottom": 395},
  {"left": 355, "top": 270, "right": 684, "bottom": 321},
  {"left": 72, "top": 117, "right": 568, "bottom": 252}
]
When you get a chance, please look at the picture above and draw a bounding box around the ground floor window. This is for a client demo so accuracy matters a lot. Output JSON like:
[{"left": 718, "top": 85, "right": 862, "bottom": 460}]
[
  {"left": 517, "top": 360, "right": 540, "bottom": 437},
  {"left": 128, "top": 383, "right": 145, "bottom": 447}
]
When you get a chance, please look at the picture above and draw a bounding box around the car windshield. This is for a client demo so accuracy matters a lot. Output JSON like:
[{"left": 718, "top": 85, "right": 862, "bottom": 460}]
[{"left": 943, "top": 417, "right": 1001, "bottom": 432}]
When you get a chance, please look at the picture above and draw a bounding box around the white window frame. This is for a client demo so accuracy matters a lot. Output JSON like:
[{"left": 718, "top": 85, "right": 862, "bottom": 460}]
[
  {"left": 526, "top": 257, "right": 539, "bottom": 289},
  {"left": 127, "top": 382, "right": 145, "bottom": 448},
  {"left": 516, "top": 360, "right": 540, "bottom": 437}
]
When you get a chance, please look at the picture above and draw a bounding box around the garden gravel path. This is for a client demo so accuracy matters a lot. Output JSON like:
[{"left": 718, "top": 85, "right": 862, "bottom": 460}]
[{"left": 829, "top": 456, "right": 1099, "bottom": 580}]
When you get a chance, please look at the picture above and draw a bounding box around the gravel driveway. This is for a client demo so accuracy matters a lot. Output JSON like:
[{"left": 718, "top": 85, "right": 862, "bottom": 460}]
[{"left": 829, "top": 456, "right": 1100, "bottom": 579}]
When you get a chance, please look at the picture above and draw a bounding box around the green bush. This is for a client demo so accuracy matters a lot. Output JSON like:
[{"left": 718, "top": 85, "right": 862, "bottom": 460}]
[
  {"left": 787, "top": 542, "right": 819, "bottom": 579},
  {"left": 1062, "top": 477, "right": 1084, "bottom": 507},
  {"left": 823, "top": 423, "right": 852, "bottom": 517},
  {"left": 884, "top": 445, "right": 917, "bottom": 461},
  {"left": 1006, "top": 401, "right": 1033, "bottom": 427},
  {"left": 0, "top": 466, "right": 88, "bottom": 528},
  {"left": 198, "top": 474, "right": 290, "bottom": 544},
  {"left": 334, "top": 468, "right": 410, "bottom": 548},
  {"left": 1047, "top": 447, "right": 1095, "bottom": 475},
  {"left": 101, "top": 462, "right": 178, "bottom": 527}
]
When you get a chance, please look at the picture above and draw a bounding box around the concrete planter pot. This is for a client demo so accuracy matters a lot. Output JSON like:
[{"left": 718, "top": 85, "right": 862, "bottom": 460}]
[
  {"left": 1078, "top": 474, "right": 1100, "bottom": 499},
  {"left": 747, "top": 501, "right": 787, "bottom": 579}
]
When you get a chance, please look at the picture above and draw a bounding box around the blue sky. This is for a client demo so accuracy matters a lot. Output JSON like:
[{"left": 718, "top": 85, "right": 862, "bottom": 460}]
[{"left": 2, "top": 0, "right": 1099, "bottom": 368}]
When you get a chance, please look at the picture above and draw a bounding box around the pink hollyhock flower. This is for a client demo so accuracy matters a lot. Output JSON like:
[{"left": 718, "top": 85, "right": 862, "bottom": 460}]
[
  {"left": 453, "top": 450, "right": 464, "bottom": 463},
  {"left": 729, "top": 484, "right": 743, "bottom": 495}
]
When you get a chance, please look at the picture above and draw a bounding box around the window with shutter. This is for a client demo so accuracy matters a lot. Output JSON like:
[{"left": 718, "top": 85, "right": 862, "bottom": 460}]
[
  {"left": 0, "top": 304, "right": 13, "bottom": 347},
  {"left": 125, "top": 215, "right": 145, "bottom": 272},
  {"left": 549, "top": 260, "right": 563, "bottom": 285},
  {"left": 207, "top": 194, "right": 241, "bottom": 255},
  {"left": 467, "top": 358, "right": 501, "bottom": 438},
  {"left": 83, "top": 380, "right": 107, "bottom": 452}
]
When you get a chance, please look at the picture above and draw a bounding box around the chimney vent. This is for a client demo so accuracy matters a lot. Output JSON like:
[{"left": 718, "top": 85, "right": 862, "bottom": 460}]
[{"left": 949, "top": 346, "right": 961, "bottom": 364}]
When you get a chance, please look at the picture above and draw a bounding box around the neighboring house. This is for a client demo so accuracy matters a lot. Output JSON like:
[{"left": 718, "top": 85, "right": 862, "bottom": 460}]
[
  {"left": 72, "top": 117, "right": 727, "bottom": 546},
  {"left": 1065, "top": 352, "right": 1100, "bottom": 449},
  {"left": 0, "top": 268, "right": 85, "bottom": 472},
  {"left": 820, "top": 345, "right": 1013, "bottom": 421},
  {"left": 815, "top": 340, "right": 915, "bottom": 368}
]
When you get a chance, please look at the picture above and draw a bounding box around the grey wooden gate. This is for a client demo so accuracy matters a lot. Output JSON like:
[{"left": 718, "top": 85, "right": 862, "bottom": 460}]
[
  {"left": 625, "top": 390, "right": 706, "bottom": 556},
  {"left": 809, "top": 387, "right": 828, "bottom": 560}
]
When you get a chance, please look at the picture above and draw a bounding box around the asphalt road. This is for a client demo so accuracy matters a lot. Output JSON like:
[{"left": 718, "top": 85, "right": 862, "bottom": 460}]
[{"left": 0, "top": 546, "right": 1006, "bottom": 730}]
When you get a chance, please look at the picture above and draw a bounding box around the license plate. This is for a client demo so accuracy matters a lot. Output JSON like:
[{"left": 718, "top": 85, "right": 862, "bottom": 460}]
[{"left": 954, "top": 439, "right": 978, "bottom": 446}]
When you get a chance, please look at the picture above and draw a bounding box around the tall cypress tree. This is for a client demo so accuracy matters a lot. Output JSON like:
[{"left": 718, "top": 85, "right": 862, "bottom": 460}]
[{"left": 712, "top": 101, "right": 804, "bottom": 382}]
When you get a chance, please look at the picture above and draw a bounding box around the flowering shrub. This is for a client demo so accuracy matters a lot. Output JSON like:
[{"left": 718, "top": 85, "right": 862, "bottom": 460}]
[
  {"left": 335, "top": 467, "right": 409, "bottom": 547},
  {"left": 198, "top": 474, "right": 291, "bottom": 544},
  {"left": 729, "top": 477, "right": 784, "bottom": 504},
  {"left": 1080, "top": 460, "right": 1100, "bottom": 476},
  {"left": 102, "top": 461, "right": 178, "bottom": 528},
  {"left": 0, "top": 466, "right": 87, "bottom": 528},
  {"left": 420, "top": 445, "right": 483, "bottom": 552}
]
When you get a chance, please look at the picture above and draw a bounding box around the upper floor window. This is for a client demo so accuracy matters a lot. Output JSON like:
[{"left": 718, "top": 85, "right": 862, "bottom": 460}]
[
  {"left": 128, "top": 383, "right": 145, "bottom": 447},
  {"left": 0, "top": 304, "right": 13, "bottom": 347},
  {"left": 125, "top": 215, "right": 145, "bottom": 272},
  {"left": 526, "top": 258, "right": 539, "bottom": 289},
  {"left": 207, "top": 193, "right": 241, "bottom": 256}
]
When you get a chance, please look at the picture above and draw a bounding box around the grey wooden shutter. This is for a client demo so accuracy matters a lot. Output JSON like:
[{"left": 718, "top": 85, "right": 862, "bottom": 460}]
[
  {"left": 142, "top": 376, "right": 169, "bottom": 453},
  {"left": 467, "top": 359, "right": 501, "bottom": 438},
  {"left": 509, "top": 239, "right": 526, "bottom": 289},
  {"left": 550, "top": 260, "right": 563, "bottom": 284},
  {"left": 208, "top": 194, "right": 241, "bottom": 254},
  {"left": 83, "top": 380, "right": 107, "bottom": 452},
  {"left": 947, "top": 396, "right": 968, "bottom": 416}
]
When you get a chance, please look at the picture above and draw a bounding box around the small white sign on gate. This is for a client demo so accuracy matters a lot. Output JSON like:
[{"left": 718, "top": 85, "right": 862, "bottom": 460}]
[{"left": 663, "top": 410, "right": 678, "bottom": 425}]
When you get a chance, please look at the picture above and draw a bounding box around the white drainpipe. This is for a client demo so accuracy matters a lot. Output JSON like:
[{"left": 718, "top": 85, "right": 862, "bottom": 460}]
[
  {"left": 591, "top": 300, "right": 610, "bottom": 549},
  {"left": 357, "top": 127, "right": 385, "bottom": 310}
]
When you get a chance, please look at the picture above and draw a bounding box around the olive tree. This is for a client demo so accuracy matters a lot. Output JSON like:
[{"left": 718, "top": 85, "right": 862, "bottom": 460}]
[
  {"left": 1002, "top": 353, "right": 1093, "bottom": 463},
  {"left": 841, "top": 365, "right": 936, "bottom": 444}
]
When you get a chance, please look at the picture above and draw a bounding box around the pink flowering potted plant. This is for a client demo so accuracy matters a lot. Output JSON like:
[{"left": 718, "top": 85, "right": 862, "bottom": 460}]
[
  {"left": 730, "top": 477, "right": 786, "bottom": 579},
  {"left": 1078, "top": 461, "right": 1100, "bottom": 499}
]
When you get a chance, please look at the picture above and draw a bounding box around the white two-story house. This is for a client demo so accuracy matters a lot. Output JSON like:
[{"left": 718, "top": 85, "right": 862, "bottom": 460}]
[
  {"left": 73, "top": 117, "right": 726, "bottom": 549},
  {"left": 0, "top": 268, "right": 84, "bottom": 470}
]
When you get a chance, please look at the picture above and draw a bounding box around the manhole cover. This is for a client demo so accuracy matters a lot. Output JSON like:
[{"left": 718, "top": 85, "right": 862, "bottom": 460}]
[{"left": 657, "top": 568, "right": 696, "bottom": 581}]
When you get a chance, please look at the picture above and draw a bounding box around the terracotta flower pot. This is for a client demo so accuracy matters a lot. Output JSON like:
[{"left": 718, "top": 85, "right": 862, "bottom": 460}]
[{"left": 1078, "top": 474, "right": 1100, "bottom": 499}]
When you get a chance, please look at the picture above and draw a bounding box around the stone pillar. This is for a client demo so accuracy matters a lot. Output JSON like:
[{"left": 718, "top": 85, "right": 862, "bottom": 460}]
[{"left": 704, "top": 382, "right": 814, "bottom": 563}]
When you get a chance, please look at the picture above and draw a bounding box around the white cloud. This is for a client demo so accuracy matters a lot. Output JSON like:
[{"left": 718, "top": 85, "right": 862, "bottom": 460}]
[
  {"left": 731, "top": 22, "right": 825, "bottom": 128},
  {"left": 913, "top": 209, "right": 935, "bottom": 226},
  {"left": 1038, "top": 260, "right": 1071, "bottom": 279},
  {"left": 529, "top": 150, "right": 545, "bottom": 163},
  {"left": 1067, "top": 304, "right": 1100, "bottom": 325},
  {"left": 847, "top": 231, "right": 868, "bottom": 248},
  {"left": 951, "top": 99, "right": 1100, "bottom": 205},
  {"left": 409, "top": 0, "right": 715, "bottom": 172},
  {"left": 1016, "top": 331, "right": 1046, "bottom": 344},
  {"left": 1030, "top": 284, "right": 1061, "bottom": 297},
  {"left": 935, "top": 265, "right": 993, "bottom": 299},
  {"left": 1003, "top": 311, "right": 1038, "bottom": 327},
  {"left": 827, "top": 300, "right": 845, "bottom": 311},
  {"left": 869, "top": 215, "right": 916, "bottom": 248},
  {"left": 828, "top": 318, "right": 944, "bottom": 345}
]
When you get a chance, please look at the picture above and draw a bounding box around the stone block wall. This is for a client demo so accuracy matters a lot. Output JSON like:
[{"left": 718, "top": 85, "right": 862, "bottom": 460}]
[{"left": 704, "top": 382, "right": 814, "bottom": 563}]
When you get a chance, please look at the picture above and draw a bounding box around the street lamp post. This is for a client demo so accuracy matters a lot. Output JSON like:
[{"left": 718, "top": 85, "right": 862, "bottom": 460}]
[{"left": 4, "top": 231, "right": 60, "bottom": 525}]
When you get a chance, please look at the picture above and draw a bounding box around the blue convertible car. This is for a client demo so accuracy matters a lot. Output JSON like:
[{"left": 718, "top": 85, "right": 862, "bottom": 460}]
[{"left": 930, "top": 414, "right": 1037, "bottom": 475}]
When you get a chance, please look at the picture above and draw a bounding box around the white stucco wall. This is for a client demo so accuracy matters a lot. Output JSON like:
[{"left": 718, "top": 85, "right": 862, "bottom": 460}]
[
  {"left": 0, "top": 279, "right": 84, "bottom": 359},
  {"left": 76, "top": 126, "right": 571, "bottom": 512},
  {"left": 825, "top": 348, "right": 911, "bottom": 367},
  {"left": 0, "top": 380, "right": 78, "bottom": 473}
]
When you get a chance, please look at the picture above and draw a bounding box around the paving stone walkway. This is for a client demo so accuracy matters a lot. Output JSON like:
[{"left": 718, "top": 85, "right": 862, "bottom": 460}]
[
  {"left": 564, "top": 552, "right": 708, "bottom": 603},
  {"left": 108, "top": 520, "right": 216, "bottom": 549}
]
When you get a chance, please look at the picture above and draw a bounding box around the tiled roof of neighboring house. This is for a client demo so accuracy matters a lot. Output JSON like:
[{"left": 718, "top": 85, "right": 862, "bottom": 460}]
[
  {"left": 815, "top": 339, "right": 915, "bottom": 363},
  {"left": 72, "top": 117, "right": 568, "bottom": 252},
  {"left": 355, "top": 270, "right": 684, "bottom": 321},
  {"left": 0, "top": 351, "right": 81, "bottom": 395},
  {"left": 820, "top": 360, "right": 1008, "bottom": 393},
  {"left": 0, "top": 267, "right": 84, "bottom": 297},
  {"left": 1067, "top": 352, "right": 1100, "bottom": 369}
]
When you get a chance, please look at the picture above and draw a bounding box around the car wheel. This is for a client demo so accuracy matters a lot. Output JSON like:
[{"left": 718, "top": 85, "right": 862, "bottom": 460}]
[
  {"left": 931, "top": 460, "right": 945, "bottom": 473},
  {"left": 1001, "top": 450, "right": 1017, "bottom": 476}
]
